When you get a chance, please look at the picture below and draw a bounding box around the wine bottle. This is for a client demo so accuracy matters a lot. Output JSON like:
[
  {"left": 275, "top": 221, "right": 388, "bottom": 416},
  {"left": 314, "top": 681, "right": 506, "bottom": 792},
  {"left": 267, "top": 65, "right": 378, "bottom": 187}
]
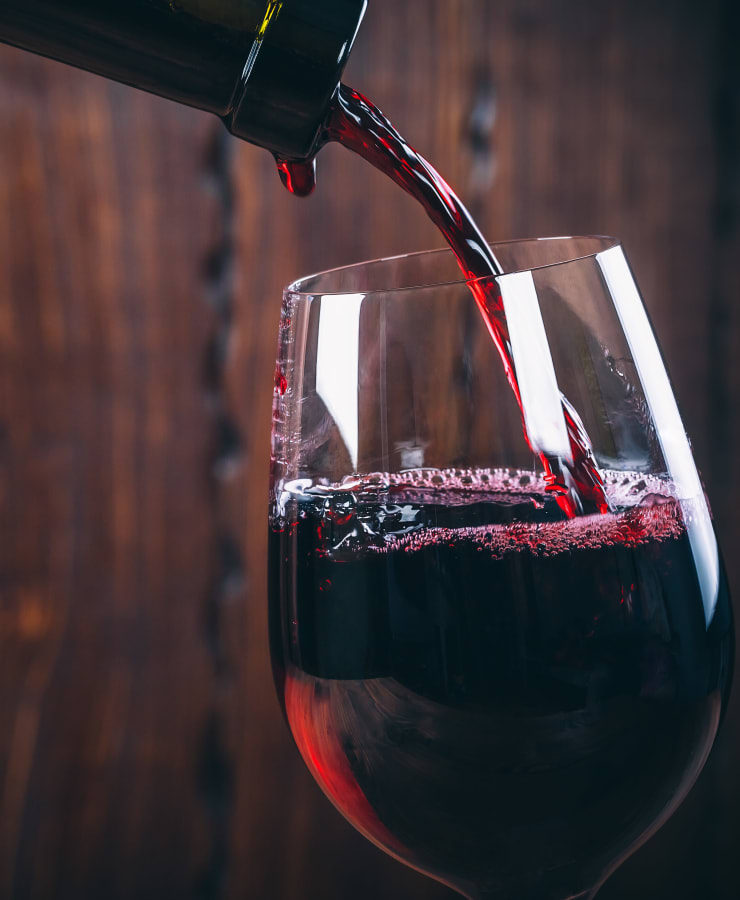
[{"left": 0, "top": 0, "right": 367, "bottom": 160}]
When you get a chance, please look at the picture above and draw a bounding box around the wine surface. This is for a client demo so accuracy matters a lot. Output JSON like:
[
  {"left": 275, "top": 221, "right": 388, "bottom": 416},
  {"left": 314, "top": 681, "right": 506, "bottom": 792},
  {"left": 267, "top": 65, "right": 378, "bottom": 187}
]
[{"left": 269, "top": 470, "right": 732, "bottom": 898}]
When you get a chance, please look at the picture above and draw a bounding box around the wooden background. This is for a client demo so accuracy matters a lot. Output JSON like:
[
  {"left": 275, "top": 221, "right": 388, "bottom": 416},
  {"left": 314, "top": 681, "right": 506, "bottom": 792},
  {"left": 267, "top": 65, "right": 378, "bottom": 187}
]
[{"left": 0, "top": 1, "right": 738, "bottom": 898}]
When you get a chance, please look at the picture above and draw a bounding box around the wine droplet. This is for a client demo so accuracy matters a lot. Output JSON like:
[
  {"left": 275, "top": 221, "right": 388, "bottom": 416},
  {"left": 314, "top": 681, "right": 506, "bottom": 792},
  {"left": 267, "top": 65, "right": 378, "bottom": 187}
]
[
  {"left": 275, "top": 366, "right": 287, "bottom": 395},
  {"left": 276, "top": 156, "right": 317, "bottom": 197}
]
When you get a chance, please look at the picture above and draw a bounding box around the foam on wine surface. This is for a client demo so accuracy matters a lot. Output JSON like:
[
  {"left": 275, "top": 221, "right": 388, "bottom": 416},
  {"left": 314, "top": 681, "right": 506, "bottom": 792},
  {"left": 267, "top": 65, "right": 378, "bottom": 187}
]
[{"left": 274, "top": 467, "right": 683, "bottom": 557}]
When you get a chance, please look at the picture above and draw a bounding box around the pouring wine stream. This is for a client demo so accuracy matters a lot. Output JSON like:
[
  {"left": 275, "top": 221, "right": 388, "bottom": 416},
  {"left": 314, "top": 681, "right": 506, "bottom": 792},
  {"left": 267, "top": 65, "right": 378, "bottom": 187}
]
[{"left": 278, "top": 85, "right": 610, "bottom": 517}]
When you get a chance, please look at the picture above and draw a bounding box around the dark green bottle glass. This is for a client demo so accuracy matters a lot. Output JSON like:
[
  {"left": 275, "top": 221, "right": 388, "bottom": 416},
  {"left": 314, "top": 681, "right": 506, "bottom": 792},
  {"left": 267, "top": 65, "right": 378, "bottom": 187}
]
[{"left": 0, "top": 0, "right": 367, "bottom": 159}]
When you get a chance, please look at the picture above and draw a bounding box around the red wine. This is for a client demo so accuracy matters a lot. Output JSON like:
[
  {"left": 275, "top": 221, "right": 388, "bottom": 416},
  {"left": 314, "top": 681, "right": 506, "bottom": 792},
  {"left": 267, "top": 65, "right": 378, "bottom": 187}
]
[
  {"left": 269, "top": 470, "right": 732, "bottom": 899},
  {"left": 279, "top": 86, "right": 610, "bottom": 517},
  {"left": 276, "top": 156, "right": 317, "bottom": 197}
]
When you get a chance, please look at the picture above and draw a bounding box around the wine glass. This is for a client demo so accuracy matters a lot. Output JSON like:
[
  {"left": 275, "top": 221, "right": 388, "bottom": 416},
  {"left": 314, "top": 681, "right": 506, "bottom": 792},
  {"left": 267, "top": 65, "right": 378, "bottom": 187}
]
[{"left": 268, "top": 237, "right": 733, "bottom": 900}]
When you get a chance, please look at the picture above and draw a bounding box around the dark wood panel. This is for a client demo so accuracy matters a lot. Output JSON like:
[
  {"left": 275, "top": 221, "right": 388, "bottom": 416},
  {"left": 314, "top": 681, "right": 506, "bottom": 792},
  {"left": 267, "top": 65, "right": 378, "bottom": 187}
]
[
  {"left": 230, "top": 2, "right": 739, "bottom": 899},
  {"left": 0, "top": 2, "right": 737, "bottom": 900},
  {"left": 0, "top": 46, "right": 225, "bottom": 899}
]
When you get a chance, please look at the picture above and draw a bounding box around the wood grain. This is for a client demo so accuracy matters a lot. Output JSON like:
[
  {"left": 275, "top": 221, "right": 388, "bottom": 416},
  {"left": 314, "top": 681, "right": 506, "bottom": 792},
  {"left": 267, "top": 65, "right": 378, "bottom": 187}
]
[
  {"left": 0, "top": 1, "right": 738, "bottom": 899},
  {"left": 0, "top": 45, "right": 225, "bottom": 900}
]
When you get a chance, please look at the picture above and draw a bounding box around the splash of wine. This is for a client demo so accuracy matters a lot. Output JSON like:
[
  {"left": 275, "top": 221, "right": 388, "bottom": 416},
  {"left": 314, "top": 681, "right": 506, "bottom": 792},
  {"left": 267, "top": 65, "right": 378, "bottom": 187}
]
[{"left": 278, "top": 85, "right": 609, "bottom": 517}]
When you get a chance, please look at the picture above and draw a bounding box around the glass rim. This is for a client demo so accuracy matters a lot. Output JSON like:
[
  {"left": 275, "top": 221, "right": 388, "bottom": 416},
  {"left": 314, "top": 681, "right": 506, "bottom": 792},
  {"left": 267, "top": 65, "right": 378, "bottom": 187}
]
[{"left": 285, "top": 234, "right": 622, "bottom": 298}]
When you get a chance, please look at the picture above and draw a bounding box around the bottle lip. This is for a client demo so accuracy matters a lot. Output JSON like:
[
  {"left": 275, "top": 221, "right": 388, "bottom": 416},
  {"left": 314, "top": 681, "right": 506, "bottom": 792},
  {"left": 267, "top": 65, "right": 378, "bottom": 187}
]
[{"left": 228, "top": 0, "right": 368, "bottom": 159}]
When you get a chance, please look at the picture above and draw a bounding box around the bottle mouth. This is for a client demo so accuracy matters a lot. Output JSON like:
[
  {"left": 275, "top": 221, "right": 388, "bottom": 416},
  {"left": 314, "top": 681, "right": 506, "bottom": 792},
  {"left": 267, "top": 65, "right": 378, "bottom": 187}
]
[{"left": 228, "top": 0, "right": 368, "bottom": 159}]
